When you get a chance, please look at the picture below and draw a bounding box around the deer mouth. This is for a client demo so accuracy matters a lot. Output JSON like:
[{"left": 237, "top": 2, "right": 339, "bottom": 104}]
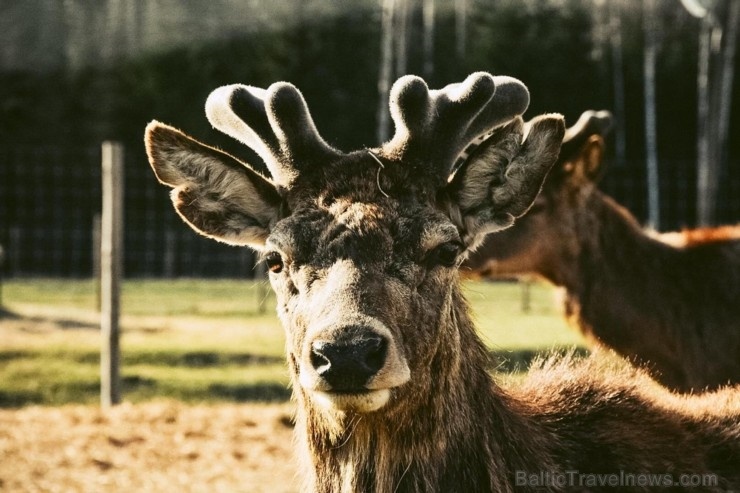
[
  {"left": 298, "top": 319, "right": 410, "bottom": 413},
  {"left": 311, "top": 388, "right": 391, "bottom": 413}
]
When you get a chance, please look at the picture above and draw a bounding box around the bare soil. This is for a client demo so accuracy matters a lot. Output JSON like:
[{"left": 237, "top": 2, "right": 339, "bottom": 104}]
[{"left": 0, "top": 401, "right": 299, "bottom": 493}]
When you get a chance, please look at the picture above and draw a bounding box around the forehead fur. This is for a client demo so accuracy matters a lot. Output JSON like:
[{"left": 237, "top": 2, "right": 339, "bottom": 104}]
[
  {"left": 286, "top": 150, "right": 440, "bottom": 212},
  {"left": 269, "top": 188, "right": 455, "bottom": 263},
  {"left": 330, "top": 200, "right": 386, "bottom": 231}
]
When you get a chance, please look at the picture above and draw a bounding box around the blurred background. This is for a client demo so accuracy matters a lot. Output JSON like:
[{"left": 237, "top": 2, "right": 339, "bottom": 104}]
[
  {"left": 0, "top": 0, "right": 738, "bottom": 279},
  {"left": 0, "top": 3, "right": 737, "bottom": 489}
]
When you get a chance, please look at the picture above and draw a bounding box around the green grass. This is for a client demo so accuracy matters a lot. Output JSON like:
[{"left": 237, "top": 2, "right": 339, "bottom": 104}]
[
  {"left": 3, "top": 278, "right": 277, "bottom": 317},
  {"left": 0, "top": 278, "right": 584, "bottom": 407}
]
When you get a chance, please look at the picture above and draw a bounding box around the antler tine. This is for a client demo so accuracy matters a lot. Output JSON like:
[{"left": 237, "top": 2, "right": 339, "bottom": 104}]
[
  {"left": 206, "top": 85, "right": 278, "bottom": 172},
  {"left": 466, "top": 76, "right": 531, "bottom": 142},
  {"left": 386, "top": 75, "right": 433, "bottom": 154},
  {"left": 560, "top": 110, "right": 614, "bottom": 160},
  {"left": 205, "top": 82, "right": 341, "bottom": 186},
  {"left": 384, "top": 72, "right": 530, "bottom": 179},
  {"left": 563, "top": 110, "right": 614, "bottom": 143}
]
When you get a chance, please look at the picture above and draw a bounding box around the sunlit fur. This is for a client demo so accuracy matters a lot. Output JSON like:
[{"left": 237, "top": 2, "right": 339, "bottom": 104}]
[
  {"left": 658, "top": 225, "right": 740, "bottom": 248},
  {"left": 464, "top": 111, "right": 740, "bottom": 393},
  {"left": 146, "top": 81, "right": 740, "bottom": 492}
]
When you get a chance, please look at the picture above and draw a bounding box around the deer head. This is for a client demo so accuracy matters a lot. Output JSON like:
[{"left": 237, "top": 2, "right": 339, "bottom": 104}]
[
  {"left": 145, "top": 73, "right": 564, "bottom": 420},
  {"left": 463, "top": 109, "right": 613, "bottom": 282}
]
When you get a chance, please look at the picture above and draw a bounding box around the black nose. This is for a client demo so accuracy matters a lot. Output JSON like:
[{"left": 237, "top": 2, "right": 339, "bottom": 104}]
[{"left": 310, "top": 329, "right": 387, "bottom": 392}]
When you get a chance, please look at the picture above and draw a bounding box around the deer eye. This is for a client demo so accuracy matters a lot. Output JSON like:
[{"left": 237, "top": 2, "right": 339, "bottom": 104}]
[
  {"left": 427, "top": 242, "right": 462, "bottom": 268},
  {"left": 264, "top": 251, "right": 284, "bottom": 274}
]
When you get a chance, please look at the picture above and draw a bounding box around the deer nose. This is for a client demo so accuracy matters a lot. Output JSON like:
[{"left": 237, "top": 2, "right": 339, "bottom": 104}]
[{"left": 310, "top": 330, "right": 388, "bottom": 392}]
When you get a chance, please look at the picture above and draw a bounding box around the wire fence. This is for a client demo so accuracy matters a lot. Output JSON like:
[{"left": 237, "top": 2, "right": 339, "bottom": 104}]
[
  {"left": 0, "top": 143, "right": 259, "bottom": 278},
  {"left": 0, "top": 143, "right": 738, "bottom": 278}
]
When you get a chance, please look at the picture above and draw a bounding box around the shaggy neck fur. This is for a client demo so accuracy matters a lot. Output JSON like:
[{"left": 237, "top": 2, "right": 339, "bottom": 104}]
[
  {"left": 293, "top": 283, "right": 556, "bottom": 493},
  {"left": 289, "top": 272, "right": 740, "bottom": 493},
  {"left": 556, "top": 190, "right": 740, "bottom": 392}
]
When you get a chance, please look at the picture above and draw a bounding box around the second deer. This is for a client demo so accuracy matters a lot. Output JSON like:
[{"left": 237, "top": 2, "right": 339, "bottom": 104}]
[{"left": 464, "top": 110, "right": 740, "bottom": 393}]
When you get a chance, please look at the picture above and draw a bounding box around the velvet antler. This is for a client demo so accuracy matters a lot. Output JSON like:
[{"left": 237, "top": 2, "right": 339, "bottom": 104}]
[
  {"left": 381, "top": 72, "right": 530, "bottom": 181},
  {"left": 205, "top": 82, "right": 343, "bottom": 186},
  {"left": 204, "top": 73, "right": 529, "bottom": 188},
  {"left": 559, "top": 110, "right": 613, "bottom": 161}
]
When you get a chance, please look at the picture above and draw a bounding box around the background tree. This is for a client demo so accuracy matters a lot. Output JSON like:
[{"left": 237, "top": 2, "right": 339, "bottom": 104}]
[
  {"left": 681, "top": 0, "right": 739, "bottom": 225},
  {"left": 643, "top": 0, "right": 661, "bottom": 228},
  {"left": 1, "top": 0, "right": 738, "bottom": 278}
]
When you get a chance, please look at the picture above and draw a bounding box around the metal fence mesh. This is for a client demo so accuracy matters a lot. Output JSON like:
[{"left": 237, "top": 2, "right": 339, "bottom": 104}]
[
  {"left": 0, "top": 144, "right": 258, "bottom": 278},
  {"left": 0, "top": 144, "right": 738, "bottom": 277}
]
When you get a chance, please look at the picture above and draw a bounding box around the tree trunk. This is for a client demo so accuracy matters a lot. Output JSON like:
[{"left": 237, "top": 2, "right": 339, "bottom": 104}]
[
  {"left": 423, "top": 0, "right": 435, "bottom": 79},
  {"left": 455, "top": 0, "right": 467, "bottom": 59},
  {"left": 609, "top": 1, "right": 627, "bottom": 166},
  {"left": 693, "top": 0, "right": 737, "bottom": 226},
  {"left": 376, "top": 0, "right": 396, "bottom": 144},
  {"left": 643, "top": 0, "right": 660, "bottom": 229},
  {"left": 395, "top": 0, "right": 409, "bottom": 78},
  {"left": 696, "top": 13, "right": 715, "bottom": 226},
  {"left": 714, "top": 0, "right": 738, "bottom": 202}
]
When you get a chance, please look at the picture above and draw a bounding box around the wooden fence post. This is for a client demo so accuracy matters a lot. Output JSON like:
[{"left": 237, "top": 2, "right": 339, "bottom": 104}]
[
  {"left": 0, "top": 244, "right": 5, "bottom": 307},
  {"left": 9, "top": 227, "right": 21, "bottom": 277},
  {"left": 92, "top": 214, "right": 102, "bottom": 310},
  {"left": 520, "top": 279, "right": 532, "bottom": 314},
  {"left": 100, "top": 141, "right": 124, "bottom": 408},
  {"left": 163, "top": 228, "right": 176, "bottom": 278},
  {"left": 255, "top": 260, "right": 268, "bottom": 314}
]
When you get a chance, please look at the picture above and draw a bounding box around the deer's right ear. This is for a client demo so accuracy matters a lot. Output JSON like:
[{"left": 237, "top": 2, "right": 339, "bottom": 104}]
[
  {"left": 561, "top": 135, "right": 605, "bottom": 182},
  {"left": 145, "top": 121, "right": 282, "bottom": 249},
  {"left": 447, "top": 114, "right": 565, "bottom": 246},
  {"left": 581, "top": 135, "right": 605, "bottom": 178}
]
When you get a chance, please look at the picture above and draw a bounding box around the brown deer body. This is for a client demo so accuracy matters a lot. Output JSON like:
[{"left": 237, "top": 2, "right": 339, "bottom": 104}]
[
  {"left": 146, "top": 77, "right": 740, "bottom": 492},
  {"left": 464, "top": 111, "right": 740, "bottom": 393}
]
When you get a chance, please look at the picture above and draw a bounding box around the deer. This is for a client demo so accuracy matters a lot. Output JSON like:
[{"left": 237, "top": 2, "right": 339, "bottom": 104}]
[
  {"left": 464, "top": 109, "right": 740, "bottom": 394},
  {"left": 145, "top": 74, "right": 740, "bottom": 492}
]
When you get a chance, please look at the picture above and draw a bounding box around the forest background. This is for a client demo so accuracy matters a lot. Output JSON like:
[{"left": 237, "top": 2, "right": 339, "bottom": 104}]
[{"left": 0, "top": 0, "right": 738, "bottom": 277}]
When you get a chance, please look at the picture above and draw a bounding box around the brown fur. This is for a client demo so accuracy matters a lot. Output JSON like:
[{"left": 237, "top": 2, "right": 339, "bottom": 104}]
[
  {"left": 464, "top": 110, "right": 740, "bottom": 393},
  {"left": 146, "top": 82, "right": 740, "bottom": 492},
  {"left": 659, "top": 225, "right": 740, "bottom": 248}
]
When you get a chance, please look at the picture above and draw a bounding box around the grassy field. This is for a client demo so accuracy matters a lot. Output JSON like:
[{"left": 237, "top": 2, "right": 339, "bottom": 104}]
[
  {"left": 0, "top": 278, "right": 584, "bottom": 407},
  {"left": 0, "top": 278, "right": 586, "bottom": 492}
]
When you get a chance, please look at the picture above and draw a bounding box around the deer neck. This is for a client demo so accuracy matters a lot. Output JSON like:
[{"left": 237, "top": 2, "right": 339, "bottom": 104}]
[
  {"left": 562, "top": 191, "right": 684, "bottom": 360},
  {"left": 295, "top": 284, "right": 550, "bottom": 493}
]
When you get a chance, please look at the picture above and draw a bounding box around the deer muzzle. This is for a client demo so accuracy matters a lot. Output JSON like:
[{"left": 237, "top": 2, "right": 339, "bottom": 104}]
[{"left": 299, "top": 319, "right": 410, "bottom": 413}]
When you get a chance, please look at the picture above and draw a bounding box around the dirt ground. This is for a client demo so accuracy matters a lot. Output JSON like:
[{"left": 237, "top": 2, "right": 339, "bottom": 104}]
[{"left": 0, "top": 401, "right": 299, "bottom": 493}]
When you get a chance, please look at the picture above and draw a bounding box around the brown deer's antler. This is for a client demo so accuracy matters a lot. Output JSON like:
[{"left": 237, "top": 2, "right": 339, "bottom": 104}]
[
  {"left": 559, "top": 110, "right": 613, "bottom": 161},
  {"left": 382, "top": 72, "right": 530, "bottom": 180},
  {"left": 205, "top": 82, "right": 343, "bottom": 186}
]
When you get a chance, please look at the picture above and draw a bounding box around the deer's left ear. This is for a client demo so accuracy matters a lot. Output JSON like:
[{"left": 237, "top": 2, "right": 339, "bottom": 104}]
[
  {"left": 145, "top": 121, "right": 282, "bottom": 249},
  {"left": 446, "top": 114, "right": 565, "bottom": 247}
]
